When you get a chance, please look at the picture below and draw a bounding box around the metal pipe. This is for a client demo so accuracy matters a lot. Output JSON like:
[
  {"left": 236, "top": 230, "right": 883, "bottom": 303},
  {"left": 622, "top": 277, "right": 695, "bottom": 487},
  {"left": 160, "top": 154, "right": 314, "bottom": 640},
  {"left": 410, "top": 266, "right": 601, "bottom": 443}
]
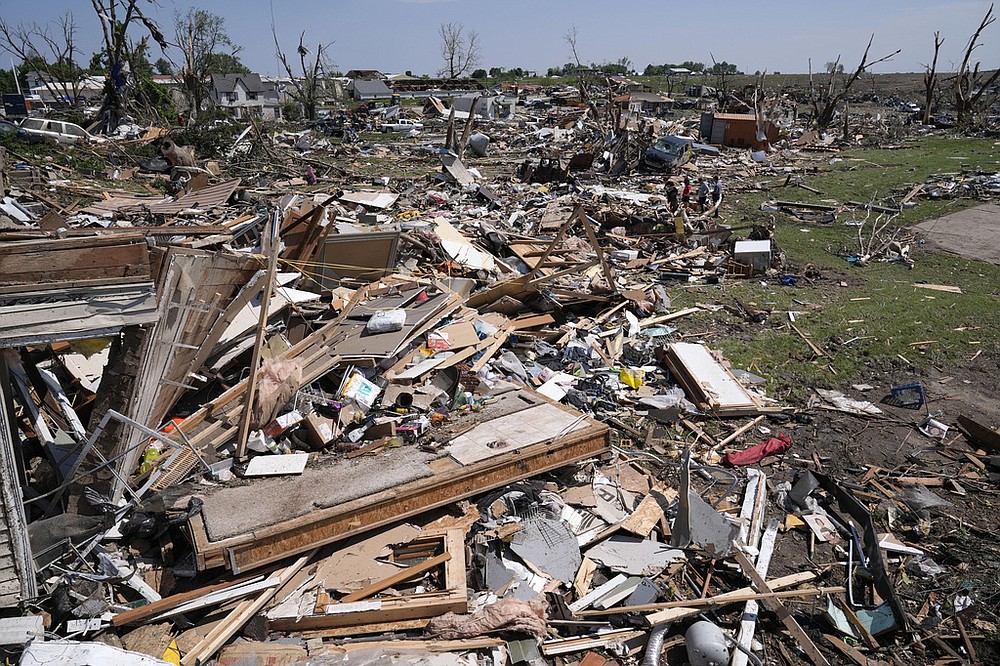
[
  {"left": 725, "top": 631, "right": 764, "bottom": 666},
  {"left": 641, "top": 622, "right": 671, "bottom": 666}
]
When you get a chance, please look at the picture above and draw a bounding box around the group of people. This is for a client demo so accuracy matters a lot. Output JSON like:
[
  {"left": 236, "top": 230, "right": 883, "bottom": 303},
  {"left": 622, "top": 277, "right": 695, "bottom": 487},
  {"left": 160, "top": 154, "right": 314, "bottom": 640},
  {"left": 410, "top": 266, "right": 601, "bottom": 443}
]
[{"left": 665, "top": 176, "right": 723, "bottom": 218}]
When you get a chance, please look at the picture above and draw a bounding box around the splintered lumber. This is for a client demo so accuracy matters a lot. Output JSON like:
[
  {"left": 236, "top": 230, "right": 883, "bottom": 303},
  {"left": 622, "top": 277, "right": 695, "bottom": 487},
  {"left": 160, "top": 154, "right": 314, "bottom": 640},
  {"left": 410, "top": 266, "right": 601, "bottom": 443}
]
[
  {"left": 732, "top": 549, "right": 830, "bottom": 666},
  {"left": 339, "top": 552, "right": 451, "bottom": 603},
  {"left": 189, "top": 390, "right": 608, "bottom": 573},
  {"left": 267, "top": 529, "right": 467, "bottom": 631},
  {"left": 789, "top": 322, "right": 830, "bottom": 358},
  {"left": 718, "top": 416, "right": 766, "bottom": 448},
  {"left": 179, "top": 549, "right": 315, "bottom": 666},
  {"left": 575, "top": 585, "right": 845, "bottom": 616},
  {"left": 957, "top": 415, "right": 1000, "bottom": 452},
  {"left": 235, "top": 213, "right": 281, "bottom": 461},
  {"left": 643, "top": 571, "right": 817, "bottom": 624},
  {"left": 542, "top": 629, "right": 646, "bottom": 656},
  {"left": 112, "top": 574, "right": 261, "bottom": 626}
]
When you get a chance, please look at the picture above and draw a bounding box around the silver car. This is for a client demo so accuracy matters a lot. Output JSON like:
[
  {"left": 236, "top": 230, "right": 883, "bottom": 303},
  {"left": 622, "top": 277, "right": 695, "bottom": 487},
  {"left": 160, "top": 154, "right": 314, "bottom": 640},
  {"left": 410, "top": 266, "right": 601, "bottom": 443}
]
[{"left": 18, "top": 118, "right": 107, "bottom": 145}]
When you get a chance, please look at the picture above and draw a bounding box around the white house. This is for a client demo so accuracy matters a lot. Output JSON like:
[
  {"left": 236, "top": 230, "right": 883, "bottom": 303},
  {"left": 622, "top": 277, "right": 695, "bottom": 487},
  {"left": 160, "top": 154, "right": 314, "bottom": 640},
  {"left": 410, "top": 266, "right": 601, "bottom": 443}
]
[{"left": 210, "top": 73, "right": 282, "bottom": 120}]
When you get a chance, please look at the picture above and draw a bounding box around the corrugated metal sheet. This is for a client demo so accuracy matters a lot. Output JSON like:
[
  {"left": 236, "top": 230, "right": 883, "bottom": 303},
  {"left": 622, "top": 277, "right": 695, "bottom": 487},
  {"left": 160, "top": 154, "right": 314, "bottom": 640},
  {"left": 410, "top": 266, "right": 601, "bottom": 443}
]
[{"left": 82, "top": 179, "right": 241, "bottom": 217}]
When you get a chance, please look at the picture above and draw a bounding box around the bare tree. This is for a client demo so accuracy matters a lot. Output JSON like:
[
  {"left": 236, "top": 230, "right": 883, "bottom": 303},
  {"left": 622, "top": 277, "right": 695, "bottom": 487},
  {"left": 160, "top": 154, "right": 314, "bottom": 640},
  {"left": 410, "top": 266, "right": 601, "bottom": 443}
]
[
  {"left": 90, "top": 0, "right": 169, "bottom": 129},
  {"left": 564, "top": 26, "right": 601, "bottom": 121},
  {"left": 0, "top": 12, "right": 84, "bottom": 106},
  {"left": 273, "top": 30, "right": 329, "bottom": 120},
  {"left": 438, "top": 22, "right": 480, "bottom": 79},
  {"left": 922, "top": 31, "right": 943, "bottom": 125},
  {"left": 811, "top": 36, "right": 900, "bottom": 131},
  {"left": 175, "top": 8, "right": 243, "bottom": 121},
  {"left": 955, "top": 3, "right": 1000, "bottom": 124}
]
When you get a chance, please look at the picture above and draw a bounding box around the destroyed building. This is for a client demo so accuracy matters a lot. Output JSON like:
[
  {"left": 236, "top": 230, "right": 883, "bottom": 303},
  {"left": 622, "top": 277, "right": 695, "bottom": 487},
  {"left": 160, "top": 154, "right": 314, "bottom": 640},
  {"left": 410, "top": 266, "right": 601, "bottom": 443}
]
[{"left": 0, "top": 66, "right": 996, "bottom": 666}]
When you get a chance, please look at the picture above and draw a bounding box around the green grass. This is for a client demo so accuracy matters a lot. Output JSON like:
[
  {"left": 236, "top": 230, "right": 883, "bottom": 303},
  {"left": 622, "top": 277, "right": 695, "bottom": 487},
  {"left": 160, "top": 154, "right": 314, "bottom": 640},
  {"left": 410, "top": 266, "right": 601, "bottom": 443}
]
[{"left": 671, "top": 134, "right": 1000, "bottom": 401}]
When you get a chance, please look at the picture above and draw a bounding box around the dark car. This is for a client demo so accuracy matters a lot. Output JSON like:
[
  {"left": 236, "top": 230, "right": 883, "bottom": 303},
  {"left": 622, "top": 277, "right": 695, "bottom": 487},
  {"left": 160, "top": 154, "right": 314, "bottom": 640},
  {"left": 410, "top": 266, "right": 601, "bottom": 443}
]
[
  {"left": 642, "top": 135, "right": 693, "bottom": 172},
  {"left": 0, "top": 119, "right": 19, "bottom": 135}
]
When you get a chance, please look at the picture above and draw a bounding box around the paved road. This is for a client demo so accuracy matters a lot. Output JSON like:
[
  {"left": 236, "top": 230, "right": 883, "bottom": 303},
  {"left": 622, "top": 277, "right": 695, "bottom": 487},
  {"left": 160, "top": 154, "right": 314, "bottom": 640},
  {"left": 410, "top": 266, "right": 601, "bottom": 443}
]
[{"left": 914, "top": 203, "right": 1000, "bottom": 265}]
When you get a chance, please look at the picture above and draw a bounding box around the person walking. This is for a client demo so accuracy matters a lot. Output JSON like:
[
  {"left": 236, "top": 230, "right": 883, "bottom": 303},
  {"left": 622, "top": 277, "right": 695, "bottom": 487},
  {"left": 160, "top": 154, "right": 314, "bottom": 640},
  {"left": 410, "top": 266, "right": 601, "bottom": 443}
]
[
  {"left": 711, "top": 176, "right": 724, "bottom": 218},
  {"left": 665, "top": 180, "right": 679, "bottom": 214},
  {"left": 681, "top": 176, "right": 692, "bottom": 210},
  {"left": 696, "top": 178, "right": 710, "bottom": 212}
]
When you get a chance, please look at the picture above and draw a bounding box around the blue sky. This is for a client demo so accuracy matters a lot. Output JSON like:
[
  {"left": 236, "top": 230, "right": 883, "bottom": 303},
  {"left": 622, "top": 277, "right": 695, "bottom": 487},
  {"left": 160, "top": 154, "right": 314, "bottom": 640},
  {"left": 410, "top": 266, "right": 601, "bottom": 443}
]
[{"left": 1, "top": 1, "right": 998, "bottom": 76}]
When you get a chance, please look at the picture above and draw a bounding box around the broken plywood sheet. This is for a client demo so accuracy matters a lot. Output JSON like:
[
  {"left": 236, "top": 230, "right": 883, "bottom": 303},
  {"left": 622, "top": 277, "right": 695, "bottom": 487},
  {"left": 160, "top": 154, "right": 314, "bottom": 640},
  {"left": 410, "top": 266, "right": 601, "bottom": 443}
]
[
  {"left": 187, "top": 390, "right": 609, "bottom": 572},
  {"left": 661, "top": 342, "right": 758, "bottom": 414},
  {"left": 268, "top": 529, "right": 466, "bottom": 632},
  {"left": 200, "top": 448, "right": 438, "bottom": 543},
  {"left": 339, "top": 190, "right": 399, "bottom": 210},
  {"left": 311, "top": 524, "right": 422, "bottom": 594},
  {"left": 584, "top": 536, "right": 685, "bottom": 577},
  {"left": 433, "top": 217, "right": 496, "bottom": 272},
  {"left": 447, "top": 402, "right": 587, "bottom": 465},
  {"left": 440, "top": 153, "right": 476, "bottom": 186}
]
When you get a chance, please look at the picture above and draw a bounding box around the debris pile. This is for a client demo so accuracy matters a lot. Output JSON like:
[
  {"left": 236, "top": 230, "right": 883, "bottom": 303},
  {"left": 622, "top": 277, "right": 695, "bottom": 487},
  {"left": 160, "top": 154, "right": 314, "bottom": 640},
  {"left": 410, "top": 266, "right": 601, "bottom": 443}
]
[{"left": 0, "top": 89, "right": 996, "bottom": 666}]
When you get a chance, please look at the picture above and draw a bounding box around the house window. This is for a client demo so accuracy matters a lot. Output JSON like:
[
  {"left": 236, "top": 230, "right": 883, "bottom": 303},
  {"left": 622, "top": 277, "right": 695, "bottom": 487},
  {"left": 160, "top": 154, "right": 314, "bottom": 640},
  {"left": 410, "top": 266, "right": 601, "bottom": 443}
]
[
  {"left": 247, "top": 92, "right": 259, "bottom": 101},
  {"left": 225, "top": 92, "right": 238, "bottom": 103}
]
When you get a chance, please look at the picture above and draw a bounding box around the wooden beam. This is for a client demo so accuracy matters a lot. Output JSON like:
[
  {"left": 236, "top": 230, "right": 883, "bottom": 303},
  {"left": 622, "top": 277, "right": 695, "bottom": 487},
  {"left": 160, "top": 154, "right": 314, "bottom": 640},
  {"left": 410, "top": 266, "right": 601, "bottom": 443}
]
[
  {"left": 577, "top": 585, "right": 844, "bottom": 616},
  {"left": 179, "top": 550, "right": 315, "bottom": 666},
  {"left": 235, "top": 211, "right": 280, "bottom": 462},
  {"left": 732, "top": 548, "right": 831, "bottom": 666},
  {"left": 339, "top": 552, "right": 451, "bottom": 603},
  {"left": 190, "top": 407, "right": 609, "bottom": 572},
  {"left": 643, "top": 571, "right": 817, "bottom": 624},
  {"left": 112, "top": 573, "right": 261, "bottom": 626}
]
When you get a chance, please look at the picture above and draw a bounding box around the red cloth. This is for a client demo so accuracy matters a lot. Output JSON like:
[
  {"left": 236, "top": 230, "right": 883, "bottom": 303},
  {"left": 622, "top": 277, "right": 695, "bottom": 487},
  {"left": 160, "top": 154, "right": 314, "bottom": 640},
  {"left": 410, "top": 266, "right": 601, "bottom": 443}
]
[{"left": 722, "top": 433, "right": 793, "bottom": 466}]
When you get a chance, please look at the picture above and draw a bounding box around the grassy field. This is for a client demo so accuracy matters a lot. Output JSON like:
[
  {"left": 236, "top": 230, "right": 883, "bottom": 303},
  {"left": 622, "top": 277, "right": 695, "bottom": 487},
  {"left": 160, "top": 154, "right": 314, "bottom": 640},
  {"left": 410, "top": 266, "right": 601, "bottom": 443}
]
[{"left": 669, "top": 134, "right": 1000, "bottom": 401}]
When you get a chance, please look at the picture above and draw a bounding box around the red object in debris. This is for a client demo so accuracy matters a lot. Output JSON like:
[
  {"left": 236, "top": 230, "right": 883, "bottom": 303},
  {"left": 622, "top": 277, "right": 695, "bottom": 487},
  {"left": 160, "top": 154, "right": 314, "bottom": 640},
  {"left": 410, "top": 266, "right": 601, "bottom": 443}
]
[{"left": 722, "top": 433, "right": 793, "bottom": 466}]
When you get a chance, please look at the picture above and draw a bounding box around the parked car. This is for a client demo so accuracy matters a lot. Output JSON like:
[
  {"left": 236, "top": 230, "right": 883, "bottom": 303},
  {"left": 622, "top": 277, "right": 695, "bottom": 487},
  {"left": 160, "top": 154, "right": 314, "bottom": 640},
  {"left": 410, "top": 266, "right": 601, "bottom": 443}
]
[
  {"left": 642, "top": 134, "right": 693, "bottom": 172},
  {"left": 0, "top": 119, "right": 19, "bottom": 136},
  {"left": 380, "top": 118, "right": 423, "bottom": 133},
  {"left": 17, "top": 118, "right": 107, "bottom": 145}
]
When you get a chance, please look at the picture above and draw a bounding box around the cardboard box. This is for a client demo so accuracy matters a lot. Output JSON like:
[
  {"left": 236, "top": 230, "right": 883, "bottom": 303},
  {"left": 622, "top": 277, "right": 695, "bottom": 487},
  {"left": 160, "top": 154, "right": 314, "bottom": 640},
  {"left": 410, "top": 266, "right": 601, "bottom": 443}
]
[{"left": 303, "top": 412, "right": 338, "bottom": 449}]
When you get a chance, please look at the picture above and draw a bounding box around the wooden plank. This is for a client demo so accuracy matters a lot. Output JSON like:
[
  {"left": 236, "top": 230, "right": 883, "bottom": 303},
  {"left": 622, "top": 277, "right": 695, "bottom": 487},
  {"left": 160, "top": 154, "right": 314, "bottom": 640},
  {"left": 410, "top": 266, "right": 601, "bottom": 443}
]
[
  {"left": 180, "top": 550, "right": 314, "bottom": 666},
  {"left": 339, "top": 552, "right": 451, "bottom": 603},
  {"left": 235, "top": 214, "right": 281, "bottom": 461},
  {"left": 644, "top": 571, "right": 816, "bottom": 624},
  {"left": 578, "top": 585, "right": 844, "bottom": 616},
  {"left": 957, "top": 415, "right": 1000, "bottom": 452},
  {"left": 732, "top": 549, "right": 830, "bottom": 666},
  {"left": 0, "top": 236, "right": 150, "bottom": 286},
  {"left": 322, "top": 639, "right": 503, "bottom": 653},
  {"left": 299, "top": 618, "right": 430, "bottom": 639},
  {"left": 190, "top": 406, "right": 609, "bottom": 572},
  {"left": 112, "top": 574, "right": 262, "bottom": 626},
  {"left": 732, "top": 519, "right": 779, "bottom": 666},
  {"left": 821, "top": 634, "right": 868, "bottom": 666}
]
